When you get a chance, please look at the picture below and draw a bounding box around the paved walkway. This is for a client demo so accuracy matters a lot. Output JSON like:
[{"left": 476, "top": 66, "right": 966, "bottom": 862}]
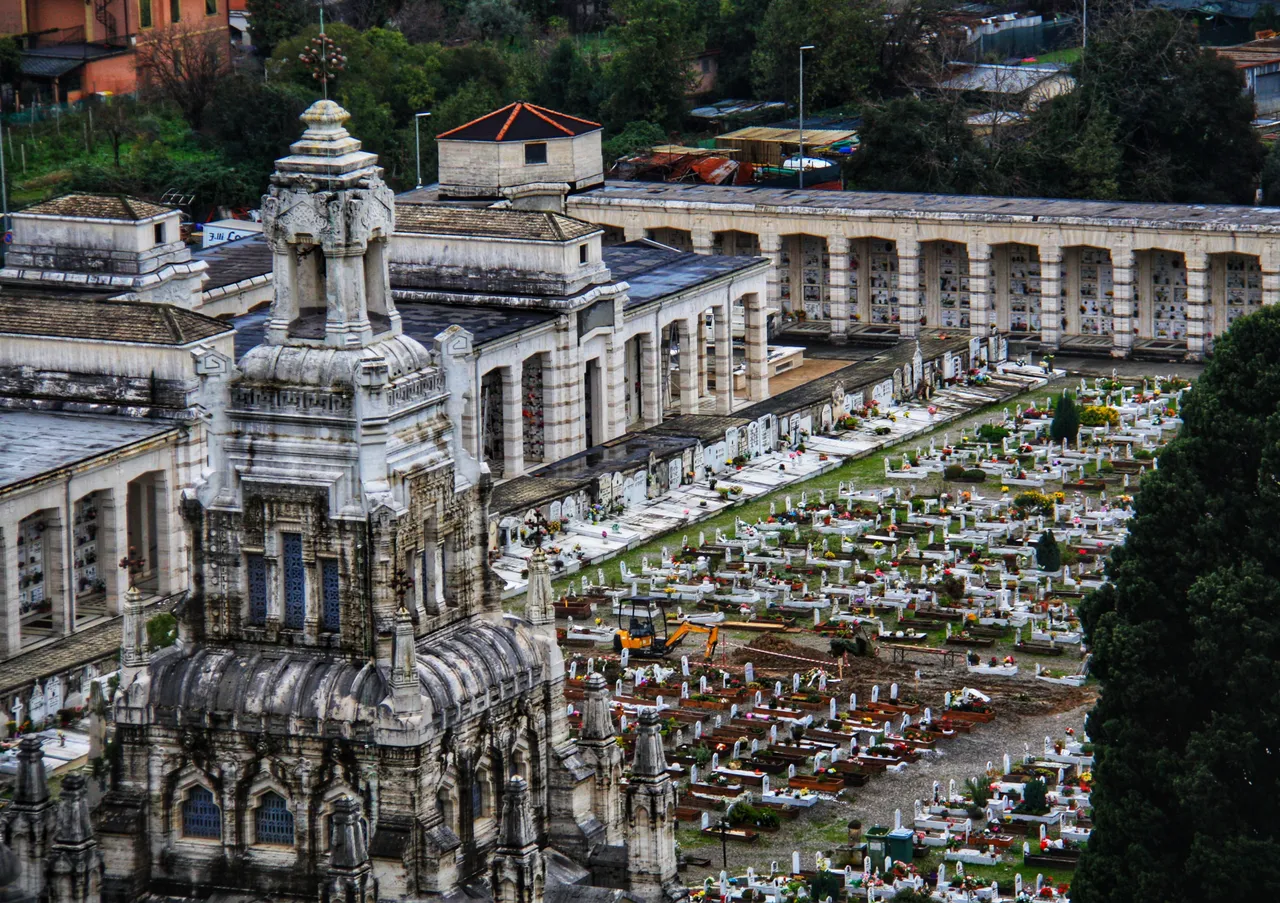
[{"left": 493, "top": 363, "right": 1057, "bottom": 596}]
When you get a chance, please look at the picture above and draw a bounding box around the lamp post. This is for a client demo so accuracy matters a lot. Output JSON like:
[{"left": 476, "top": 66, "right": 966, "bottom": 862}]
[
  {"left": 798, "top": 45, "right": 815, "bottom": 190},
  {"left": 717, "top": 817, "right": 731, "bottom": 870},
  {"left": 414, "top": 111, "right": 432, "bottom": 190}
]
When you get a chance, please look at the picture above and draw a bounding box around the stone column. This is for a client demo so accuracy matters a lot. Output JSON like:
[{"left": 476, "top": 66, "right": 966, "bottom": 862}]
[
  {"left": 1039, "top": 245, "right": 1062, "bottom": 349},
  {"left": 968, "top": 242, "right": 993, "bottom": 337},
  {"left": 98, "top": 488, "right": 128, "bottom": 617},
  {"left": 691, "top": 229, "right": 714, "bottom": 256},
  {"left": 677, "top": 319, "right": 699, "bottom": 414},
  {"left": 152, "top": 471, "right": 174, "bottom": 597},
  {"left": 744, "top": 292, "right": 769, "bottom": 401},
  {"left": 714, "top": 304, "right": 733, "bottom": 415},
  {"left": 759, "top": 233, "right": 782, "bottom": 315},
  {"left": 0, "top": 526, "right": 17, "bottom": 658},
  {"left": 827, "top": 235, "right": 850, "bottom": 342},
  {"left": 502, "top": 364, "right": 525, "bottom": 478},
  {"left": 544, "top": 318, "right": 583, "bottom": 462},
  {"left": 639, "top": 332, "right": 662, "bottom": 428},
  {"left": 1185, "top": 250, "right": 1209, "bottom": 359},
  {"left": 897, "top": 239, "right": 922, "bottom": 337},
  {"left": 1263, "top": 242, "right": 1280, "bottom": 306},
  {"left": 1111, "top": 248, "right": 1135, "bottom": 357},
  {"left": 603, "top": 329, "right": 629, "bottom": 442},
  {"left": 696, "top": 315, "right": 709, "bottom": 397}
]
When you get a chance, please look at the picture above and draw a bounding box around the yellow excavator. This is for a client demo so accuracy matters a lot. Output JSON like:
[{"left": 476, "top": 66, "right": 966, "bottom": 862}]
[{"left": 613, "top": 596, "right": 720, "bottom": 660}]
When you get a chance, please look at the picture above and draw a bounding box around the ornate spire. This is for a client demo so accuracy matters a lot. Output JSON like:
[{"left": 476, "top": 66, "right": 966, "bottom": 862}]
[
  {"left": 329, "top": 796, "right": 370, "bottom": 869},
  {"left": 389, "top": 606, "right": 422, "bottom": 714},
  {"left": 630, "top": 708, "right": 667, "bottom": 780},
  {"left": 14, "top": 737, "right": 48, "bottom": 808},
  {"left": 52, "top": 776, "right": 93, "bottom": 846},
  {"left": 499, "top": 775, "right": 536, "bottom": 851},
  {"left": 120, "top": 584, "right": 148, "bottom": 670},
  {"left": 580, "top": 672, "right": 616, "bottom": 744},
  {"left": 524, "top": 546, "right": 554, "bottom": 628}
]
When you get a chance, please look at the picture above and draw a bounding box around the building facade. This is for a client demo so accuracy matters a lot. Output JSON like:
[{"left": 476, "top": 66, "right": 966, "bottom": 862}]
[
  {"left": 567, "top": 181, "right": 1280, "bottom": 359},
  {"left": 90, "top": 99, "right": 677, "bottom": 903}
]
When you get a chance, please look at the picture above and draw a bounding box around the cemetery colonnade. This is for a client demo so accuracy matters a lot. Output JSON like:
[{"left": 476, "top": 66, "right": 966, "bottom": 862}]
[{"left": 572, "top": 186, "right": 1280, "bottom": 358}]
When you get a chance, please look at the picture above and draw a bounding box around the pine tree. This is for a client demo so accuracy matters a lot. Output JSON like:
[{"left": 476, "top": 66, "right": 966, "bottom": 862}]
[
  {"left": 1034, "top": 530, "right": 1061, "bottom": 572},
  {"left": 1049, "top": 390, "right": 1079, "bottom": 442},
  {"left": 1073, "top": 307, "right": 1280, "bottom": 902}
]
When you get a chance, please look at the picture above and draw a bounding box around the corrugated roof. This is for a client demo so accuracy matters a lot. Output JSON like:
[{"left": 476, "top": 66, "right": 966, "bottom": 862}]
[
  {"left": 0, "top": 293, "right": 232, "bottom": 345},
  {"left": 939, "top": 63, "right": 1072, "bottom": 95},
  {"left": 20, "top": 56, "right": 82, "bottom": 78},
  {"left": 718, "top": 127, "right": 858, "bottom": 145},
  {"left": 395, "top": 206, "right": 600, "bottom": 242},
  {"left": 437, "top": 102, "right": 601, "bottom": 142},
  {"left": 22, "top": 193, "right": 172, "bottom": 222}
]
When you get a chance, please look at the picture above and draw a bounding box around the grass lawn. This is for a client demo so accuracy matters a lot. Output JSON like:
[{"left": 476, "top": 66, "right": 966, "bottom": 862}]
[
  {"left": 1034, "top": 47, "right": 1082, "bottom": 64},
  {"left": 548, "top": 385, "right": 1063, "bottom": 598},
  {"left": 912, "top": 848, "right": 1077, "bottom": 891}
]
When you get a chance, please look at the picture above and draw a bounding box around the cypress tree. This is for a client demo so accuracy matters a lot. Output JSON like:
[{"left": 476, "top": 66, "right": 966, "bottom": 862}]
[
  {"left": 1050, "top": 390, "right": 1080, "bottom": 442},
  {"left": 1073, "top": 308, "right": 1280, "bottom": 902},
  {"left": 1034, "top": 530, "right": 1061, "bottom": 572}
]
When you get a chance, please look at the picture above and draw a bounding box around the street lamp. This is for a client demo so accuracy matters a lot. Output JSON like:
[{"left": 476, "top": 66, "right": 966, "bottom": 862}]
[
  {"left": 798, "top": 45, "right": 815, "bottom": 190},
  {"left": 717, "top": 817, "right": 732, "bottom": 870},
  {"left": 414, "top": 111, "right": 432, "bottom": 190}
]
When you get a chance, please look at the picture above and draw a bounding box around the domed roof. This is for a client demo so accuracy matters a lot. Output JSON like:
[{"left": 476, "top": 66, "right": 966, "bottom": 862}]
[
  {"left": 144, "top": 620, "right": 551, "bottom": 735},
  {"left": 237, "top": 334, "right": 433, "bottom": 389}
]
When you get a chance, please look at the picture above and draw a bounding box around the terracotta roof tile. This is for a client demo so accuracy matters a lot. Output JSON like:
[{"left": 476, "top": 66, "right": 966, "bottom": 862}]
[
  {"left": 22, "top": 193, "right": 172, "bottom": 221},
  {"left": 395, "top": 206, "right": 600, "bottom": 242},
  {"left": 0, "top": 292, "right": 232, "bottom": 345}
]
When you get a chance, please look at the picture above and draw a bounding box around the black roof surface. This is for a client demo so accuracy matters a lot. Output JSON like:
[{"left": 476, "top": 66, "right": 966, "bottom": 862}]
[
  {"left": 606, "top": 241, "right": 764, "bottom": 309},
  {"left": 437, "top": 102, "right": 601, "bottom": 142},
  {"left": 195, "top": 233, "right": 274, "bottom": 292},
  {"left": 230, "top": 301, "right": 559, "bottom": 360}
]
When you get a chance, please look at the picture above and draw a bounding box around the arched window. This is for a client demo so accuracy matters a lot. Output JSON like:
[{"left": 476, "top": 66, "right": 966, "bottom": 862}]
[
  {"left": 254, "top": 791, "right": 295, "bottom": 845},
  {"left": 182, "top": 786, "right": 221, "bottom": 839}
]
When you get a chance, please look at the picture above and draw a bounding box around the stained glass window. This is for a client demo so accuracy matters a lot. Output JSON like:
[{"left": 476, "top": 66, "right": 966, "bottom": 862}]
[
  {"left": 182, "top": 786, "right": 221, "bottom": 839},
  {"left": 321, "top": 559, "right": 340, "bottom": 632},
  {"left": 255, "top": 791, "right": 294, "bottom": 845},
  {"left": 472, "top": 776, "right": 485, "bottom": 818},
  {"left": 246, "top": 554, "right": 266, "bottom": 626},
  {"left": 283, "top": 533, "right": 305, "bottom": 629}
]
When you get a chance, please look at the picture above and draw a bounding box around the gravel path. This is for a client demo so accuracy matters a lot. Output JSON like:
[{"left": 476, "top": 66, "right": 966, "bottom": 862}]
[{"left": 679, "top": 702, "right": 1092, "bottom": 878}]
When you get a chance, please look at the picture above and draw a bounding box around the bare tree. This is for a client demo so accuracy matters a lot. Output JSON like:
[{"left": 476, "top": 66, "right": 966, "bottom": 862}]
[
  {"left": 136, "top": 25, "right": 230, "bottom": 131},
  {"left": 91, "top": 94, "right": 142, "bottom": 167}
]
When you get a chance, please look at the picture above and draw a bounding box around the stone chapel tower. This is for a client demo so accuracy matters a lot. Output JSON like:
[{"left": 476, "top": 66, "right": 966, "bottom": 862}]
[
  {"left": 625, "top": 711, "right": 681, "bottom": 902},
  {"left": 100, "top": 101, "right": 610, "bottom": 903}
]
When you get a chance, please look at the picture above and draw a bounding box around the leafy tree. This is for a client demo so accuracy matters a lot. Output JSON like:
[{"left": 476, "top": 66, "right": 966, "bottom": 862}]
[
  {"left": 464, "top": 0, "right": 530, "bottom": 40},
  {"left": 603, "top": 0, "right": 703, "bottom": 131},
  {"left": 136, "top": 24, "right": 231, "bottom": 130},
  {"left": 1050, "top": 390, "right": 1079, "bottom": 442},
  {"left": 1035, "top": 530, "right": 1062, "bottom": 572},
  {"left": 1027, "top": 9, "right": 1262, "bottom": 204},
  {"left": 844, "top": 96, "right": 985, "bottom": 194},
  {"left": 245, "top": 0, "right": 313, "bottom": 58},
  {"left": 0, "top": 36, "right": 21, "bottom": 87},
  {"left": 533, "top": 38, "right": 605, "bottom": 120},
  {"left": 146, "top": 613, "right": 178, "bottom": 650},
  {"left": 601, "top": 120, "right": 665, "bottom": 165},
  {"left": 1073, "top": 306, "right": 1280, "bottom": 903},
  {"left": 1262, "top": 139, "right": 1280, "bottom": 206},
  {"left": 752, "top": 0, "right": 946, "bottom": 107},
  {"left": 207, "top": 75, "right": 312, "bottom": 192},
  {"left": 703, "top": 0, "right": 772, "bottom": 98}
]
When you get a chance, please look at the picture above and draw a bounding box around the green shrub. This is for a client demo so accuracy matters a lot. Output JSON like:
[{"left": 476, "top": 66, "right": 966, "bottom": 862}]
[
  {"left": 962, "top": 469, "right": 988, "bottom": 482},
  {"left": 976, "top": 423, "right": 1010, "bottom": 443},
  {"left": 943, "top": 463, "right": 966, "bottom": 480}
]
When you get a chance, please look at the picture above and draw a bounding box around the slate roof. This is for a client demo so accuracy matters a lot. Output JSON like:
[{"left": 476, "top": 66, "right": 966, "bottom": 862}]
[
  {"left": 437, "top": 102, "right": 601, "bottom": 142},
  {"left": 194, "top": 233, "right": 274, "bottom": 291},
  {"left": 0, "top": 293, "right": 233, "bottom": 345},
  {"left": 0, "top": 411, "right": 178, "bottom": 492},
  {"left": 577, "top": 181, "right": 1280, "bottom": 231},
  {"left": 489, "top": 476, "right": 595, "bottom": 518},
  {"left": 144, "top": 619, "right": 547, "bottom": 732},
  {"left": 22, "top": 193, "right": 171, "bottom": 221},
  {"left": 396, "top": 205, "right": 600, "bottom": 242},
  {"left": 604, "top": 241, "right": 765, "bottom": 308}
]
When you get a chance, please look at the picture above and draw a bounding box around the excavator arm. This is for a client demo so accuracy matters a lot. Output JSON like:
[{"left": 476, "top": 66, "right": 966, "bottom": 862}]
[{"left": 662, "top": 620, "right": 720, "bottom": 660}]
